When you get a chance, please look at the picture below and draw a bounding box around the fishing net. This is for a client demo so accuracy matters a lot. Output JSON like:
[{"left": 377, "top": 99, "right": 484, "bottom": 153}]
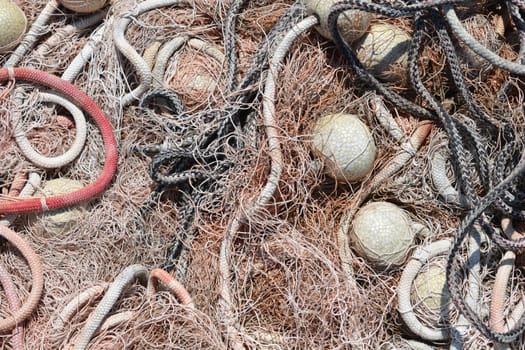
[{"left": 1, "top": 0, "right": 525, "bottom": 349}]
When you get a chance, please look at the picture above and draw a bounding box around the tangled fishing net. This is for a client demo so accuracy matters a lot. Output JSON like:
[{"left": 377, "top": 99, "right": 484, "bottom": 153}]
[{"left": 1, "top": 0, "right": 525, "bottom": 349}]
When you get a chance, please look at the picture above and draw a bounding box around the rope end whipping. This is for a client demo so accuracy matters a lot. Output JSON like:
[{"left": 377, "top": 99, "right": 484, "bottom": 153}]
[
  {"left": 40, "top": 197, "right": 49, "bottom": 212},
  {"left": 7, "top": 67, "right": 15, "bottom": 82}
]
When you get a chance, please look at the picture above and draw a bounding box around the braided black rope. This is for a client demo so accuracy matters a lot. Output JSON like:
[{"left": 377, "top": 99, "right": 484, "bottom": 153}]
[
  {"left": 134, "top": 1, "right": 307, "bottom": 271},
  {"left": 415, "top": 6, "right": 525, "bottom": 345},
  {"left": 327, "top": 4, "right": 445, "bottom": 128},
  {"left": 223, "top": 0, "right": 249, "bottom": 92},
  {"left": 428, "top": 11, "right": 500, "bottom": 197},
  {"left": 446, "top": 190, "right": 525, "bottom": 343},
  {"left": 161, "top": 190, "right": 197, "bottom": 273},
  {"left": 494, "top": 136, "right": 522, "bottom": 185},
  {"left": 139, "top": 86, "right": 186, "bottom": 116},
  {"left": 454, "top": 118, "right": 492, "bottom": 191},
  {"left": 217, "top": 0, "right": 307, "bottom": 137},
  {"left": 409, "top": 12, "right": 480, "bottom": 207}
]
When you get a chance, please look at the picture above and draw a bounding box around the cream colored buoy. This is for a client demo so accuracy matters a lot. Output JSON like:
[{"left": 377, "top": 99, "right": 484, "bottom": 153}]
[
  {"left": 355, "top": 23, "right": 411, "bottom": 82},
  {"left": 41, "top": 178, "right": 87, "bottom": 234},
  {"left": 0, "top": 0, "right": 27, "bottom": 53},
  {"left": 58, "top": 0, "right": 107, "bottom": 13},
  {"left": 312, "top": 113, "right": 376, "bottom": 182},
  {"left": 305, "top": 0, "right": 371, "bottom": 44},
  {"left": 349, "top": 201, "right": 414, "bottom": 268},
  {"left": 412, "top": 265, "right": 450, "bottom": 312}
]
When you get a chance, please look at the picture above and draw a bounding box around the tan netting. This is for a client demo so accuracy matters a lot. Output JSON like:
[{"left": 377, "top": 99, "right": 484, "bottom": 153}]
[{"left": 1, "top": 1, "right": 525, "bottom": 349}]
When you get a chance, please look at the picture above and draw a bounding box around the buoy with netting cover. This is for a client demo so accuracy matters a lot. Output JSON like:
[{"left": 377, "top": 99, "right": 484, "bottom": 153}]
[
  {"left": 355, "top": 23, "right": 411, "bottom": 82},
  {"left": 58, "top": 0, "right": 107, "bottom": 13},
  {"left": 40, "top": 178, "right": 88, "bottom": 235},
  {"left": 412, "top": 264, "right": 450, "bottom": 312},
  {"left": 311, "top": 113, "right": 376, "bottom": 183},
  {"left": 349, "top": 201, "right": 415, "bottom": 268},
  {"left": 304, "top": 0, "right": 371, "bottom": 44},
  {"left": 0, "top": 0, "right": 27, "bottom": 53}
]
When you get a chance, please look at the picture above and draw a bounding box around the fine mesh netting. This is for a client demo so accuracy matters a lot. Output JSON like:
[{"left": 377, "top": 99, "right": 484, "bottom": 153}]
[{"left": 1, "top": 0, "right": 525, "bottom": 349}]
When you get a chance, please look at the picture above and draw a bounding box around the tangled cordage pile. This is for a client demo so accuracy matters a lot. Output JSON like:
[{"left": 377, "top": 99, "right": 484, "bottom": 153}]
[{"left": 1, "top": 0, "right": 525, "bottom": 349}]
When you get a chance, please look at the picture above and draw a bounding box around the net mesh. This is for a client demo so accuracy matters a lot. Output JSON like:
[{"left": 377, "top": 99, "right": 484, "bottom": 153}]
[{"left": 0, "top": 0, "right": 525, "bottom": 349}]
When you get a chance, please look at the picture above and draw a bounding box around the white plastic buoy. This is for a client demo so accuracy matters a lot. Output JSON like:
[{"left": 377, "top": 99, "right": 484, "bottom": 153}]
[
  {"left": 412, "top": 265, "right": 449, "bottom": 312},
  {"left": 305, "top": 0, "right": 371, "bottom": 44},
  {"left": 355, "top": 23, "right": 411, "bottom": 82},
  {"left": 0, "top": 0, "right": 27, "bottom": 53},
  {"left": 58, "top": 0, "right": 107, "bottom": 13},
  {"left": 312, "top": 113, "right": 376, "bottom": 182},
  {"left": 41, "top": 178, "right": 87, "bottom": 234},
  {"left": 349, "top": 201, "right": 414, "bottom": 267}
]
